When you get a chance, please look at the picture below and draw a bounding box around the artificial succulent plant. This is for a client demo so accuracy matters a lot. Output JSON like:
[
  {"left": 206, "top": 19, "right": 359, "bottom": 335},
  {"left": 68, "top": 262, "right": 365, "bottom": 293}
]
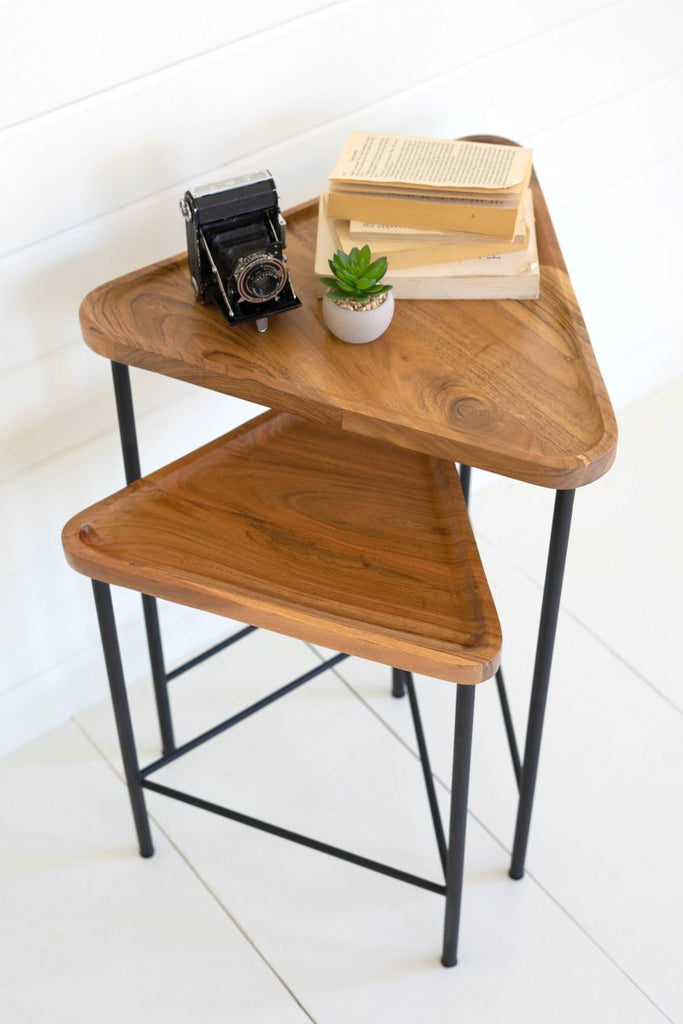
[{"left": 321, "top": 245, "right": 392, "bottom": 305}]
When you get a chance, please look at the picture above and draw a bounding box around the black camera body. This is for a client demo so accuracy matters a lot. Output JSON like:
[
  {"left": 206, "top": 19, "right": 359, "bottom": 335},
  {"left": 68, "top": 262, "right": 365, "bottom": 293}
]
[{"left": 180, "top": 171, "right": 301, "bottom": 332}]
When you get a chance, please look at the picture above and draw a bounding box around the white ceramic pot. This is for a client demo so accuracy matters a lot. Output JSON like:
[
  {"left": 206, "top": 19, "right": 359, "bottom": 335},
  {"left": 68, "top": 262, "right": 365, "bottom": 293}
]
[{"left": 322, "top": 292, "right": 394, "bottom": 344}]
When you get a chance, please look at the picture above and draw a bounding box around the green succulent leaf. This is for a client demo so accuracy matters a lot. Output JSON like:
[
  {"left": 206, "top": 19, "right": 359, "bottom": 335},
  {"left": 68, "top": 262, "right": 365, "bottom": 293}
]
[
  {"left": 367, "top": 256, "right": 388, "bottom": 280},
  {"left": 335, "top": 267, "right": 360, "bottom": 287},
  {"left": 332, "top": 250, "right": 352, "bottom": 269},
  {"left": 322, "top": 243, "right": 390, "bottom": 300},
  {"left": 354, "top": 275, "right": 380, "bottom": 290},
  {"left": 354, "top": 246, "right": 371, "bottom": 272}
]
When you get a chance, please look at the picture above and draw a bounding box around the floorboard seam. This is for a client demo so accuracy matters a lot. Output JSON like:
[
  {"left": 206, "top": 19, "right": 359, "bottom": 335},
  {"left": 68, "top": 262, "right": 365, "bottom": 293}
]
[
  {"left": 309, "top": 653, "right": 674, "bottom": 1021},
  {"left": 473, "top": 527, "right": 682, "bottom": 716},
  {"left": 72, "top": 715, "right": 320, "bottom": 1024}
]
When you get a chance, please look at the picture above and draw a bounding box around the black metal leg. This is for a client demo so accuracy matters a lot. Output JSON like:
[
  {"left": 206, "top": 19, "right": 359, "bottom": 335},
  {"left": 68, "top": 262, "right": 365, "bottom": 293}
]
[
  {"left": 111, "top": 361, "right": 142, "bottom": 483},
  {"left": 510, "top": 488, "right": 575, "bottom": 879},
  {"left": 404, "top": 672, "right": 448, "bottom": 874},
  {"left": 458, "top": 462, "right": 524, "bottom": 787},
  {"left": 141, "top": 593, "right": 175, "bottom": 754},
  {"left": 458, "top": 464, "right": 471, "bottom": 507},
  {"left": 495, "top": 667, "right": 522, "bottom": 788},
  {"left": 110, "top": 361, "right": 175, "bottom": 754},
  {"left": 91, "top": 580, "right": 154, "bottom": 858},
  {"left": 442, "top": 683, "right": 476, "bottom": 967},
  {"left": 391, "top": 667, "right": 406, "bottom": 698}
]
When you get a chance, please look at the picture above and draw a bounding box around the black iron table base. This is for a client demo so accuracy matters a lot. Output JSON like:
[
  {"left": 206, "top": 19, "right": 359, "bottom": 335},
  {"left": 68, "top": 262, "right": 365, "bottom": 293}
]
[{"left": 100, "top": 361, "right": 574, "bottom": 967}]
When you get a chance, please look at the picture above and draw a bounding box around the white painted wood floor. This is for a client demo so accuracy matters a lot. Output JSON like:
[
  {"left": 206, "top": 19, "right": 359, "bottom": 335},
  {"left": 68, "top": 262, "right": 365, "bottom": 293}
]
[{"left": 2, "top": 377, "right": 681, "bottom": 1024}]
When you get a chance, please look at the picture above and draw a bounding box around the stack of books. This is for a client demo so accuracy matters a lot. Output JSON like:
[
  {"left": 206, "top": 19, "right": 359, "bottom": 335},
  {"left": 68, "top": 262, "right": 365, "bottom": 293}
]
[{"left": 315, "top": 132, "right": 540, "bottom": 300}]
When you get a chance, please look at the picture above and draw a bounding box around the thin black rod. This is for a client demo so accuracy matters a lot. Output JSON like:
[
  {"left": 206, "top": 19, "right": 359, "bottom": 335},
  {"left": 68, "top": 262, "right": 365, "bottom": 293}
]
[
  {"left": 165, "top": 625, "right": 258, "bottom": 681},
  {"left": 457, "top": 462, "right": 522, "bottom": 789},
  {"left": 510, "top": 488, "right": 575, "bottom": 880},
  {"left": 141, "top": 652, "right": 350, "bottom": 779},
  {"left": 110, "top": 360, "right": 175, "bottom": 754},
  {"left": 495, "top": 667, "right": 522, "bottom": 788},
  {"left": 141, "top": 779, "right": 446, "bottom": 896},
  {"left": 442, "top": 683, "right": 476, "bottom": 967},
  {"left": 91, "top": 580, "right": 154, "bottom": 858},
  {"left": 391, "top": 666, "right": 406, "bottom": 698},
  {"left": 404, "top": 672, "right": 448, "bottom": 875},
  {"left": 141, "top": 593, "right": 175, "bottom": 754},
  {"left": 458, "top": 464, "right": 471, "bottom": 507},
  {"left": 111, "top": 361, "right": 142, "bottom": 484}
]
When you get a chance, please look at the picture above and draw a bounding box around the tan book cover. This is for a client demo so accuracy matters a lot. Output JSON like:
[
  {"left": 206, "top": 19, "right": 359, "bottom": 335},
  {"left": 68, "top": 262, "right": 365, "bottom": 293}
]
[{"left": 325, "top": 188, "right": 526, "bottom": 239}]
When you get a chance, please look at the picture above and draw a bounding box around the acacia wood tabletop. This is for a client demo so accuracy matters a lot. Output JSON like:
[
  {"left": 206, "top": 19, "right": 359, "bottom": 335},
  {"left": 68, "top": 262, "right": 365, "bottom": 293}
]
[
  {"left": 63, "top": 411, "right": 501, "bottom": 683},
  {"left": 80, "top": 147, "right": 617, "bottom": 490}
]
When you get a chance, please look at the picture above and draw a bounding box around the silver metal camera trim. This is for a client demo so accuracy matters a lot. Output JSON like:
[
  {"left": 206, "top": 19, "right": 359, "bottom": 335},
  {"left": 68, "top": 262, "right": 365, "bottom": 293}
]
[
  {"left": 234, "top": 252, "right": 288, "bottom": 304},
  {"left": 200, "top": 233, "right": 235, "bottom": 318},
  {"left": 191, "top": 170, "right": 272, "bottom": 200}
]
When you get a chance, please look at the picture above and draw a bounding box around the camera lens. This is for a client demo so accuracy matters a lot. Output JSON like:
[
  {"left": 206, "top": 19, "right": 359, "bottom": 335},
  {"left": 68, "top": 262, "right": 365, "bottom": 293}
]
[
  {"left": 235, "top": 253, "right": 287, "bottom": 304},
  {"left": 247, "top": 266, "right": 280, "bottom": 299}
]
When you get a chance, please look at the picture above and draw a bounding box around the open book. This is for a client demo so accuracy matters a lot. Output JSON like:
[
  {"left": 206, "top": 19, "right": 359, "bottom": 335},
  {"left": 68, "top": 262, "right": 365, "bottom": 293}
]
[{"left": 327, "top": 132, "right": 533, "bottom": 238}]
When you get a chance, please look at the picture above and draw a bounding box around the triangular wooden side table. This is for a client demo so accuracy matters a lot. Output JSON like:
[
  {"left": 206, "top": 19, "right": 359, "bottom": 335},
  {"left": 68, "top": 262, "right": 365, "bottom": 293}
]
[{"left": 63, "top": 410, "right": 502, "bottom": 967}]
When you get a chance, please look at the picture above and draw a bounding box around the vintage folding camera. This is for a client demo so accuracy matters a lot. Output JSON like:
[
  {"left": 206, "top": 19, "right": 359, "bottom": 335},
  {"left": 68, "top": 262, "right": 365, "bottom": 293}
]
[{"left": 180, "top": 171, "right": 301, "bottom": 332}]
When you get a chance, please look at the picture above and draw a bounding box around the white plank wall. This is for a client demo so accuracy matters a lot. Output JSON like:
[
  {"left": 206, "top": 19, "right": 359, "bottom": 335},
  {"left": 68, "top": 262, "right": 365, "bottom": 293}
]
[{"left": 1, "top": 0, "right": 682, "bottom": 753}]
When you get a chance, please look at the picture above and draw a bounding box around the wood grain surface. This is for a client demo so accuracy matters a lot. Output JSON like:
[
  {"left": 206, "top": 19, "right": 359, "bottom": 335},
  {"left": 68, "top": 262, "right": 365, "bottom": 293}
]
[
  {"left": 79, "top": 142, "right": 617, "bottom": 489},
  {"left": 62, "top": 411, "right": 501, "bottom": 684}
]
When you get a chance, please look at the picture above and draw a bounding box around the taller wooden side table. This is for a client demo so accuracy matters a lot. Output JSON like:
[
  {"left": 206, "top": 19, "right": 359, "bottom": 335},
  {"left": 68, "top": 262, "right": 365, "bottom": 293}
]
[{"left": 78, "top": 149, "right": 617, "bottom": 893}]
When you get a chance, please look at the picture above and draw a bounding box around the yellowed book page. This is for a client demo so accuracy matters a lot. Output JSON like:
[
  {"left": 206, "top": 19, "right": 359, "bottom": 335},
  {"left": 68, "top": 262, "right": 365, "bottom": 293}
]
[
  {"left": 330, "top": 181, "right": 524, "bottom": 201},
  {"left": 314, "top": 195, "right": 342, "bottom": 277},
  {"left": 348, "top": 220, "right": 522, "bottom": 243},
  {"left": 329, "top": 132, "right": 532, "bottom": 192},
  {"left": 347, "top": 216, "right": 527, "bottom": 247},
  {"left": 335, "top": 224, "right": 525, "bottom": 268}
]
